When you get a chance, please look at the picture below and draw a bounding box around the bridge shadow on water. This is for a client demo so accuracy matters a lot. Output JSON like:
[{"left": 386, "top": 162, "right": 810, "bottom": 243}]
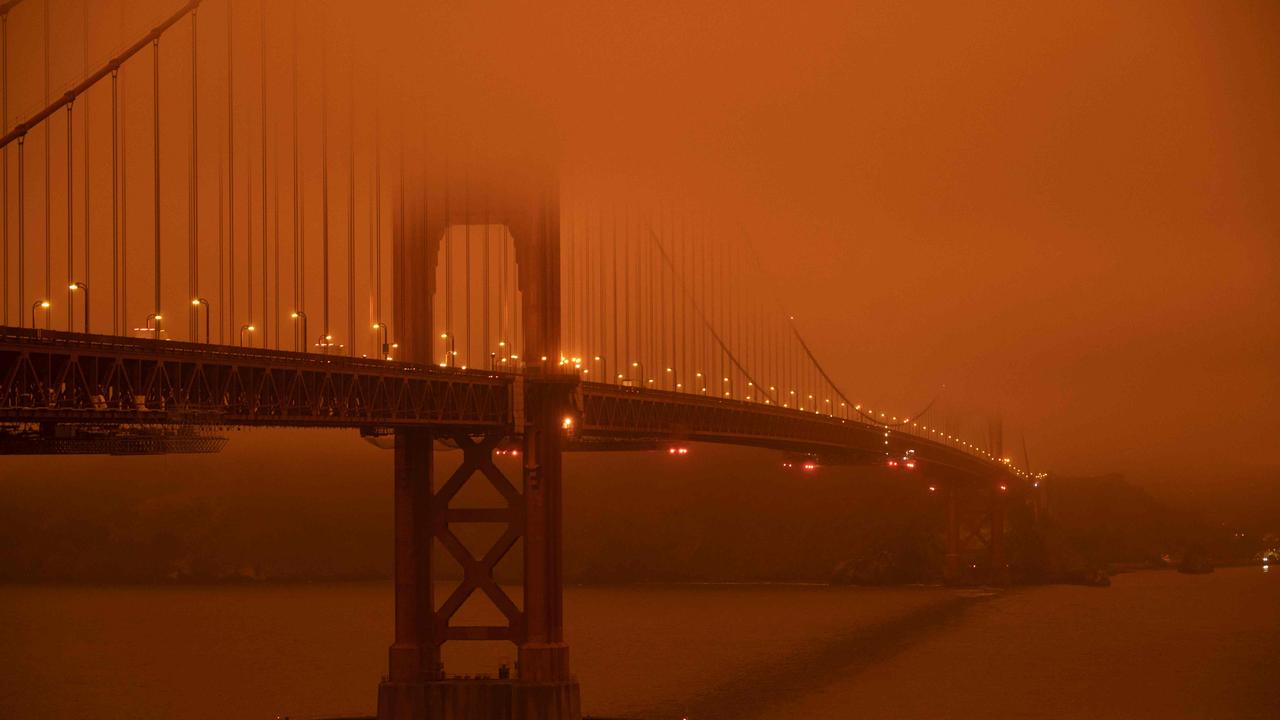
[{"left": 628, "top": 589, "right": 1000, "bottom": 720}]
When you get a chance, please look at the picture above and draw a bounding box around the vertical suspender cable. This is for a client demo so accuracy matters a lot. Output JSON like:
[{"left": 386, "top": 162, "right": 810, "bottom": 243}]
[
  {"left": 270, "top": 12, "right": 279, "bottom": 350},
  {"left": 597, "top": 201, "right": 606, "bottom": 373},
  {"left": 291, "top": 0, "right": 301, "bottom": 347},
  {"left": 111, "top": 68, "right": 118, "bottom": 333},
  {"left": 273, "top": 118, "right": 279, "bottom": 348},
  {"left": 217, "top": 158, "right": 224, "bottom": 340},
  {"left": 579, "top": 192, "right": 586, "bottom": 356},
  {"left": 444, "top": 157, "right": 451, "bottom": 348},
  {"left": 121, "top": 56, "right": 129, "bottom": 333},
  {"left": 622, "top": 204, "right": 629, "bottom": 372},
  {"left": 699, "top": 215, "right": 706, "bottom": 383},
  {"left": 585, "top": 196, "right": 592, "bottom": 360},
  {"left": 260, "top": 0, "right": 268, "bottom": 345},
  {"left": 190, "top": 8, "right": 198, "bottom": 338},
  {"left": 648, "top": 207, "right": 656, "bottom": 378},
  {"left": 482, "top": 187, "right": 489, "bottom": 363},
  {"left": 679, "top": 212, "right": 687, "bottom": 387},
  {"left": 66, "top": 102, "right": 72, "bottom": 329},
  {"left": 566, "top": 191, "right": 573, "bottom": 355},
  {"left": 83, "top": 4, "right": 90, "bottom": 331},
  {"left": 610, "top": 200, "right": 617, "bottom": 379},
  {"left": 247, "top": 41, "right": 255, "bottom": 338},
  {"left": 15, "top": 135, "right": 21, "bottom": 323},
  {"left": 670, "top": 207, "right": 677, "bottom": 386},
  {"left": 464, "top": 175, "right": 470, "bottom": 364},
  {"left": 374, "top": 55, "right": 382, "bottom": 336},
  {"left": 227, "top": 0, "right": 235, "bottom": 338},
  {"left": 320, "top": 7, "right": 330, "bottom": 341},
  {"left": 575, "top": 195, "right": 582, "bottom": 359},
  {"left": 347, "top": 42, "right": 355, "bottom": 357},
  {"left": 2, "top": 12, "right": 7, "bottom": 325},
  {"left": 395, "top": 78, "right": 404, "bottom": 355},
  {"left": 565, "top": 189, "right": 573, "bottom": 354},
  {"left": 646, "top": 207, "right": 654, "bottom": 377},
  {"left": 152, "top": 37, "right": 161, "bottom": 336},
  {"left": 574, "top": 194, "right": 581, "bottom": 357},
  {"left": 496, "top": 196, "right": 504, "bottom": 353},
  {"left": 43, "top": 0, "right": 50, "bottom": 326}
]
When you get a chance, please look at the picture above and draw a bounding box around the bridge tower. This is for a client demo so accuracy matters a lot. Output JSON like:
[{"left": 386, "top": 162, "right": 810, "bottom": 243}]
[
  {"left": 379, "top": 162, "right": 580, "bottom": 720},
  {"left": 941, "top": 479, "right": 1010, "bottom": 586}
]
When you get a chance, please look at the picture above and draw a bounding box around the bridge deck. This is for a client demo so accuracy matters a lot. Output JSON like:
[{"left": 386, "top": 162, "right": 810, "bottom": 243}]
[{"left": 0, "top": 327, "right": 1010, "bottom": 481}]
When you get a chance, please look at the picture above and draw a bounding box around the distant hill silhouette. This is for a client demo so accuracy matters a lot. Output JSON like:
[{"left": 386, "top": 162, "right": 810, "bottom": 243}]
[{"left": 0, "top": 431, "right": 1270, "bottom": 584}]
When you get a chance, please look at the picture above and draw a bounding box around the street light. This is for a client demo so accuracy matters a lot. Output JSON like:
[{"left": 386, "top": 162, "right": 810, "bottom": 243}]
[
  {"left": 317, "top": 333, "right": 335, "bottom": 354},
  {"left": 290, "top": 311, "right": 308, "bottom": 352},
  {"left": 630, "top": 361, "right": 645, "bottom": 388},
  {"left": 68, "top": 283, "right": 88, "bottom": 333},
  {"left": 30, "top": 300, "right": 50, "bottom": 329},
  {"left": 145, "top": 313, "right": 163, "bottom": 338},
  {"left": 372, "top": 322, "right": 390, "bottom": 358},
  {"left": 441, "top": 332, "right": 456, "bottom": 367},
  {"left": 239, "top": 324, "right": 255, "bottom": 346},
  {"left": 191, "top": 298, "right": 211, "bottom": 343}
]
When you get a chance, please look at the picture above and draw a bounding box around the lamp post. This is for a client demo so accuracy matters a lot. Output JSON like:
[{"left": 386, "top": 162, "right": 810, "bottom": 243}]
[
  {"left": 372, "top": 322, "right": 390, "bottom": 359},
  {"left": 722, "top": 376, "right": 732, "bottom": 398},
  {"left": 441, "top": 332, "right": 456, "bottom": 367},
  {"left": 145, "top": 313, "right": 163, "bottom": 338},
  {"left": 191, "top": 298, "right": 210, "bottom": 343},
  {"left": 290, "top": 311, "right": 308, "bottom": 352},
  {"left": 239, "top": 324, "right": 256, "bottom": 347},
  {"left": 31, "top": 300, "right": 50, "bottom": 329},
  {"left": 630, "top": 361, "right": 645, "bottom": 388},
  {"left": 317, "top": 333, "right": 335, "bottom": 354},
  {"left": 68, "top": 283, "right": 88, "bottom": 333},
  {"left": 665, "top": 367, "right": 677, "bottom": 391}
]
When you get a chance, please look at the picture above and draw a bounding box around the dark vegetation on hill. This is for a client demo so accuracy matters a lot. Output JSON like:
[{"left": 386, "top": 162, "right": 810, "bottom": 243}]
[{"left": 0, "top": 430, "right": 1273, "bottom": 584}]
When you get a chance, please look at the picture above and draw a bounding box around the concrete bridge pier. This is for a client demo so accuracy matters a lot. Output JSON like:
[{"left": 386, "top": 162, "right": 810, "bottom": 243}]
[
  {"left": 941, "top": 478, "right": 1011, "bottom": 586},
  {"left": 378, "top": 427, "right": 443, "bottom": 720},
  {"left": 988, "top": 485, "right": 1010, "bottom": 585},
  {"left": 375, "top": 406, "right": 580, "bottom": 720},
  {"left": 943, "top": 482, "right": 962, "bottom": 584}
]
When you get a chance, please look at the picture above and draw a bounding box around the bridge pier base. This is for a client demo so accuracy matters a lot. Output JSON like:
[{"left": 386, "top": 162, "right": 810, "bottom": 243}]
[
  {"left": 379, "top": 678, "right": 579, "bottom": 720},
  {"left": 376, "top": 387, "right": 580, "bottom": 720}
]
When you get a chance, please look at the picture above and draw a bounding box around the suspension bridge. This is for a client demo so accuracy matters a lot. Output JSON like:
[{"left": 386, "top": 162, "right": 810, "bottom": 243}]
[{"left": 0, "top": 2, "right": 1033, "bottom": 718}]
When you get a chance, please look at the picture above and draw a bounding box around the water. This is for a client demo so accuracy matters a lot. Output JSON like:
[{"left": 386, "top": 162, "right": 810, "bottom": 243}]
[{"left": 0, "top": 568, "right": 1276, "bottom": 719}]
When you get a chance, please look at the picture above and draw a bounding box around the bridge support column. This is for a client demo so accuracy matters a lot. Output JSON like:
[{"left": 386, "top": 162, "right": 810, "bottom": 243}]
[
  {"left": 378, "top": 427, "right": 442, "bottom": 720},
  {"left": 517, "top": 381, "right": 578, "bottom": 707},
  {"left": 510, "top": 182, "right": 580, "bottom": 718},
  {"left": 989, "top": 488, "right": 1009, "bottom": 586},
  {"left": 944, "top": 483, "right": 962, "bottom": 584}
]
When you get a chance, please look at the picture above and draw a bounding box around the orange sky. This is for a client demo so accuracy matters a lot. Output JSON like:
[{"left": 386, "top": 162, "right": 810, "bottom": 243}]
[
  {"left": 521, "top": 0, "right": 1279, "bottom": 484},
  {"left": 3, "top": 0, "right": 1277, "bottom": 486}
]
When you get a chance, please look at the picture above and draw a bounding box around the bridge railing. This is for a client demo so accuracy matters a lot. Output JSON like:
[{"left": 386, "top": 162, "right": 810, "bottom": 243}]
[{"left": 0, "top": 326, "right": 512, "bottom": 428}]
